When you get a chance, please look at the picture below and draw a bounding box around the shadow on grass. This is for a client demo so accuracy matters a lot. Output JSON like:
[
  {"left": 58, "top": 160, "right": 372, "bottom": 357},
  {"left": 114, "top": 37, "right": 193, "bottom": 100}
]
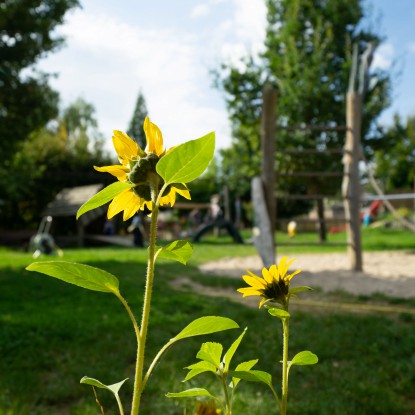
[{"left": 1, "top": 254, "right": 415, "bottom": 414}]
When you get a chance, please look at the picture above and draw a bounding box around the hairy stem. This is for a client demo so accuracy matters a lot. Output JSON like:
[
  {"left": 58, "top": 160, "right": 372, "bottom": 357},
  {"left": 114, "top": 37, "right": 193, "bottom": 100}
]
[
  {"left": 281, "top": 318, "right": 290, "bottom": 415},
  {"left": 221, "top": 375, "right": 232, "bottom": 415},
  {"left": 131, "top": 177, "right": 160, "bottom": 415}
]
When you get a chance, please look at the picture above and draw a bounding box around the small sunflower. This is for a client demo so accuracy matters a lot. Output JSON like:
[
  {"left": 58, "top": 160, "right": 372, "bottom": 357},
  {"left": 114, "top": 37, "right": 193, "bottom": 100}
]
[
  {"left": 195, "top": 401, "right": 221, "bottom": 415},
  {"left": 237, "top": 256, "right": 301, "bottom": 309},
  {"left": 94, "top": 117, "right": 191, "bottom": 220}
]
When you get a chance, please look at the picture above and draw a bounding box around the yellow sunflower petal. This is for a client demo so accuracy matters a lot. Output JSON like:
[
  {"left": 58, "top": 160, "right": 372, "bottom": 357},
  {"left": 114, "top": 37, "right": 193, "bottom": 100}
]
[
  {"left": 247, "top": 270, "right": 261, "bottom": 280},
  {"left": 112, "top": 131, "right": 139, "bottom": 164},
  {"left": 107, "top": 189, "right": 135, "bottom": 219},
  {"left": 242, "top": 275, "right": 266, "bottom": 289},
  {"left": 173, "top": 183, "right": 191, "bottom": 200},
  {"left": 278, "top": 256, "right": 296, "bottom": 278},
  {"left": 262, "top": 267, "right": 273, "bottom": 284},
  {"left": 268, "top": 264, "right": 278, "bottom": 280},
  {"left": 123, "top": 193, "right": 142, "bottom": 221},
  {"left": 160, "top": 187, "right": 176, "bottom": 207},
  {"left": 94, "top": 165, "right": 128, "bottom": 181},
  {"left": 237, "top": 287, "right": 261, "bottom": 297},
  {"left": 258, "top": 297, "right": 268, "bottom": 308},
  {"left": 144, "top": 116, "right": 164, "bottom": 156},
  {"left": 286, "top": 269, "right": 301, "bottom": 281}
]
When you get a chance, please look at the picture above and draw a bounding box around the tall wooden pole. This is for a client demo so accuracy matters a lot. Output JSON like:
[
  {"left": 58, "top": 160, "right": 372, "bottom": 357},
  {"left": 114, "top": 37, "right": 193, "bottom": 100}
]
[
  {"left": 261, "top": 86, "right": 277, "bottom": 253},
  {"left": 342, "top": 92, "right": 363, "bottom": 271}
]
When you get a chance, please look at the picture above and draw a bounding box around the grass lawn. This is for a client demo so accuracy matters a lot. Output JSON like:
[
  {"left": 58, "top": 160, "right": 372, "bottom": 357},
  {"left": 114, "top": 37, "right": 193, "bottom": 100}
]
[{"left": 0, "top": 227, "right": 414, "bottom": 414}]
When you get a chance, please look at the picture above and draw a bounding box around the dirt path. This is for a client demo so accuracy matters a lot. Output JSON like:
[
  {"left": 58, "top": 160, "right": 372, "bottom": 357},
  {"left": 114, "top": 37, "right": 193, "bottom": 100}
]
[{"left": 198, "top": 251, "right": 415, "bottom": 298}]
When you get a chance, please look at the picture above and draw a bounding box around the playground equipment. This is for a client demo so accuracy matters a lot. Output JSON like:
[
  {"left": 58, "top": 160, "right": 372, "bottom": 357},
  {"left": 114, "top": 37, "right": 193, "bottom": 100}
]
[
  {"left": 252, "top": 43, "right": 377, "bottom": 271},
  {"left": 29, "top": 216, "right": 63, "bottom": 258}
]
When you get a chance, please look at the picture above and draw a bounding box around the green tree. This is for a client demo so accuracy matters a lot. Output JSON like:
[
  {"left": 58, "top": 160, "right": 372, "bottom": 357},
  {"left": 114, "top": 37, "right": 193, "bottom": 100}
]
[
  {"left": 1, "top": 99, "right": 112, "bottom": 228},
  {"left": 374, "top": 114, "right": 415, "bottom": 190},
  {"left": 127, "top": 91, "right": 148, "bottom": 148},
  {"left": 0, "top": 0, "right": 79, "bottom": 159},
  {"left": 216, "top": 0, "right": 391, "bottom": 211}
]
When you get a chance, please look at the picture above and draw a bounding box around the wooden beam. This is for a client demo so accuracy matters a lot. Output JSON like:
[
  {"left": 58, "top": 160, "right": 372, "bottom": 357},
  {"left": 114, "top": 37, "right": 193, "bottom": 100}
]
[
  {"left": 261, "top": 85, "right": 277, "bottom": 251},
  {"left": 342, "top": 92, "right": 363, "bottom": 271}
]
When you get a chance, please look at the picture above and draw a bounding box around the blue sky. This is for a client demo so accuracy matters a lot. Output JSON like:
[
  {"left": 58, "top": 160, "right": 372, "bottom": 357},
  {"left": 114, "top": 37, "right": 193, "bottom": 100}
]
[{"left": 38, "top": 0, "right": 415, "bottom": 152}]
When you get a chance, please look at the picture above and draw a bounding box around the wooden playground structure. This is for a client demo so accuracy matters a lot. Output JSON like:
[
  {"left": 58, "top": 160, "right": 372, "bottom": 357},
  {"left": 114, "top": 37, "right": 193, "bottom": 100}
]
[{"left": 253, "top": 45, "right": 376, "bottom": 272}]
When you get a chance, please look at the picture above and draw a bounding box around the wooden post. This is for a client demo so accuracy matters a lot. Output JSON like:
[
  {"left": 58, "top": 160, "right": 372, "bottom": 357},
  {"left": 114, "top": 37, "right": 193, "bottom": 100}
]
[
  {"left": 251, "top": 86, "right": 277, "bottom": 268},
  {"left": 316, "top": 198, "right": 327, "bottom": 242},
  {"left": 342, "top": 92, "right": 363, "bottom": 271},
  {"left": 261, "top": 86, "right": 277, "bottom": 249}
]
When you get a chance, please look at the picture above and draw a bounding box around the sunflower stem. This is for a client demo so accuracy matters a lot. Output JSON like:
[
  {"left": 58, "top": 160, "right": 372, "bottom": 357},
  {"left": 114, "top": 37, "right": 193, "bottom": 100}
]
[
  {"left": 131, "top": 176, "right": 160, "bottom": 415},
  {"left": 221, "top": 375, "right": 232, "bottom": 415},
  {"left": 281, "top": 317, "right": 290, "bottom": 415}
]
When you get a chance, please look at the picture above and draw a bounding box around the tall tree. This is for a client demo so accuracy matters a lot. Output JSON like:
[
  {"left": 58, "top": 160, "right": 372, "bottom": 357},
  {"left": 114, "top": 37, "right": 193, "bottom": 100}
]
[
  {"left": 374, "top": 114, "right": 415, "bottom": 191},
  {"left": 1, "top": 99, "right": 111, "bottom": 228},
  {"left": 216, "top": 0, "right": 391, "bottom": 211},
  {"left": 127, "top": 91, "right": 148, "bottom": 148},
  {"left": 0, "top": 0, "right": 79, "bottom": 159}
]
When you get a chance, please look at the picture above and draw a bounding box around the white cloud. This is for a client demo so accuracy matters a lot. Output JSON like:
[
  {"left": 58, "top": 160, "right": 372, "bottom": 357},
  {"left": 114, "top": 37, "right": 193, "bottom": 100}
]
[
  {"left": 191, "top": 3, "right": 210, "bottom": 18},
  {"left": 372, "top": 43, "right": 394, "bottom": 70},
  {"left": 38, "top": 1, "right": 268, "bottom": 153},
  {"left": 214, "top": 0, "right": 266, "bottom": 65},
  {"left": 408, "top": 42, "right": 415, "bottom": 54}
]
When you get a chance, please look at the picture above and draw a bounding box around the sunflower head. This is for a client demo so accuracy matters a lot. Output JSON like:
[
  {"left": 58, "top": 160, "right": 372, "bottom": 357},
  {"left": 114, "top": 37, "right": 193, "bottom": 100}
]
[
  {"left": 195, "top": 400, "right": 221, "bottom": 415},
  {"left": 237, "top": 256, "right": 301, "bottom": 309},
  {"left": 93, "top": 116, "right": 190, "bottom": 220}
]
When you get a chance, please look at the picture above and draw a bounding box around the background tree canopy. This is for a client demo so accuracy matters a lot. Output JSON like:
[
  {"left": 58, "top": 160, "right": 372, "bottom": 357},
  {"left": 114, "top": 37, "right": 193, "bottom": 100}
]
[
  {"left": 215, "top": 0, "right": 392, "bottom": 217},
  {"left": 127, "top": 91, "right": 148, "bottom": 149},
  {"left": 1, "top": 98, "right": 112, "bottom": 229},
  {"left": 0, "top": 0, "right": 79, "bottom": 159},
  {"left": 374, "top": 114, "right": 415, "bottom": 191}
]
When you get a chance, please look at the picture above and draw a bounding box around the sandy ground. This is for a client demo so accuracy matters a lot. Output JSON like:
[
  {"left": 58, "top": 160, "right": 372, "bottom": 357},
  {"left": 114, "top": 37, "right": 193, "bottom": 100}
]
[{"left": 199, "top": 251, "right": 415, "bottom": 298}]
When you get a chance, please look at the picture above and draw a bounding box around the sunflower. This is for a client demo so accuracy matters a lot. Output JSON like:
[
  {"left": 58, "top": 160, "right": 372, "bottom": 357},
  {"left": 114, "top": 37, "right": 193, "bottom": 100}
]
[
  {"left": 195, "top": 401, "right": 221, "bottom": 415},
  {"left": 237, "top": 257, "right": 301, "bottom": 309},
  {"left": 94, "top": 117, "right": 191, "bottom": 220}
]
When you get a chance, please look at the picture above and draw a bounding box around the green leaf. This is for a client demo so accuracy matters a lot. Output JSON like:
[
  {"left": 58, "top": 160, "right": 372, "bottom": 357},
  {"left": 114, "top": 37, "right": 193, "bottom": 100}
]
[
  {"left": 267, "top": 307, "right": 290, "bottom": 320},
  {"left": 184, "top": 361, "right": 217, "bottom": 382},
  {"left": 80, "top": 376, "right": 128, "bottom": 395},
  {"left": 155, "top": 240, "right": 193, "bottom": 264},
  {"left": 172, "top": 316, "right": 239, "bottom": 342},
  {"left": 26, "top": 261, "right": 120, "bottom": 294},
  {"left": 223, "top": 328, "right": 247, "bottom": 373},
  {"left": 196, "top": 342, "right": 223, "bottom": 368},
  {"left": 156, "top": 132, "right": 215, "bottom": 184},
  {"left": 289, "top": 286, "right": 313, "bottom": 294},
  {"left": 166, "top": 388, "right": 216, "bottom": 400},
  {"left": 232, "top": 359, "right": 258, "bottom": 388},
  {"left": 230, "top": 370, "right": 272, "bottom": 387},
  {"left": 288, "top": 351, "right": 318, "bottom": 370},
  {"left": 76, "top": 181, "right": 132, "bottom": 219}
]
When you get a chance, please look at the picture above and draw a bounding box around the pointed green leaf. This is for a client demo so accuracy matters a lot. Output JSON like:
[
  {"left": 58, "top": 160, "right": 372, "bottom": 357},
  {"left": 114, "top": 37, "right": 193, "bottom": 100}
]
[
  {"left": 289, "top": 286, "right": 313, "bottom": 295},
  {"left": 230, "top": 370, "right": 272, "bottom": 387},
  {"left": 196, "top": 342, "right": 223, "bottom": 368},
  {"left": 288, "top": 351, "right": 318, "bottom": 370},
  {"left": 80, "top": 376, "right": 128, "bottom": 395},
  {"left": 184, "top": 361, "right": 217, "bottom": 382},
  {"left": 232, "top": 359, "right": 258, "bottom": 388},
  {"left": 76, "top": 181, "right": 132, "bottom": 219},
  {"left": 223, "top": 328, "right": 247, "bottom": 373},
  {"left": 172, "top": 316, "right": 239, "bottom": 342},
  {"left": 26, "top": 261, "right": 119, "bottom": 294},
  {"left": 267, "top": 307, "right": 290, "bottom": 320},
  {"left": 155, "top": 240, "right": 193, "bottom": 264},
  {"left": 166, "top": 388, "right": 216, "bottom": 400},
  {"left": 156, "top": 132, "right": 215, "bottom": 184}
]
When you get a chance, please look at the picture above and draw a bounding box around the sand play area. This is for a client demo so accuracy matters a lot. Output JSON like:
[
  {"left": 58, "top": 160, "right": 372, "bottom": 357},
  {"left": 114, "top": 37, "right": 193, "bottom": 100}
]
[{"left": 199, "top": 251, "right": 415, "bottom": 299}]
